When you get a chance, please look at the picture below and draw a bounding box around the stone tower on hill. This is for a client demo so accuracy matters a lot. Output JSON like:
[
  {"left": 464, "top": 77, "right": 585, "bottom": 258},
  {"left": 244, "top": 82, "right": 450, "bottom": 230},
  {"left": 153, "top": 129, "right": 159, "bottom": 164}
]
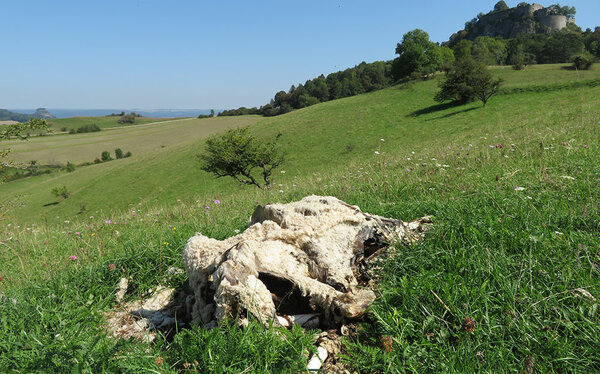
[{"left": 448, "top": 2, "right": 576, "bottom": 46}]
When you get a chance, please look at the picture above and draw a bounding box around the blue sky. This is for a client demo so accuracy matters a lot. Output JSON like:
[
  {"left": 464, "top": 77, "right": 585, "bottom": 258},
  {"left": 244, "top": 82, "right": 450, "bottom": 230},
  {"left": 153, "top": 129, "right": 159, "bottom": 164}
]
[{"left": 3, "top": 0, "right": 599, "bottom": 109}]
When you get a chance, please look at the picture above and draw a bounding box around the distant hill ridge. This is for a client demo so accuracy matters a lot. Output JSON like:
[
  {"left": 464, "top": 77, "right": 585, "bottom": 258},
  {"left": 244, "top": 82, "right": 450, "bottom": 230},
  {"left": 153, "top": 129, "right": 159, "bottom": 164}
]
[
  {"left": 449, "top": 2, "right": 576, "bottom": 46},
  {"left": 0, "top": 108, "right": 55, "bottom": 122}
]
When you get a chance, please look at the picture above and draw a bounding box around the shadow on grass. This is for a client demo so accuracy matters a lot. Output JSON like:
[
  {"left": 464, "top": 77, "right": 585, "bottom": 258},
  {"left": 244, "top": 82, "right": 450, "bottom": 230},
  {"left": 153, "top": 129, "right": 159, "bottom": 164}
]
[
  {"left": 43, "top": 202, "right": 59, "bottom": 207},
  {"left": 408, "top": 102, "right": 463, "bottom": 117},
  {"left": 435, "top": 106, "right": 480, "bottom": 119}
]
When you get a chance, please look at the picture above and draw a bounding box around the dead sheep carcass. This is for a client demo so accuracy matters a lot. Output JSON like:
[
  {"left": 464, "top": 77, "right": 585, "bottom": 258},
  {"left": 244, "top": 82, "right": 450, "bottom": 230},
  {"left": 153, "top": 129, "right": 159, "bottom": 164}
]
[{"left": 183, "top": 195, "right": 430, "bottom": 328}]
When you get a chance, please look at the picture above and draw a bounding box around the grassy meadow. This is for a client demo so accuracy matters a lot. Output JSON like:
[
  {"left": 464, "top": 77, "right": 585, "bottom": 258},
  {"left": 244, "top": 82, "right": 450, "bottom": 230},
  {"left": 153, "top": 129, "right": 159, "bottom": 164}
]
[{"left": 0, "top": 64, "right": 599, "bottom": 372}]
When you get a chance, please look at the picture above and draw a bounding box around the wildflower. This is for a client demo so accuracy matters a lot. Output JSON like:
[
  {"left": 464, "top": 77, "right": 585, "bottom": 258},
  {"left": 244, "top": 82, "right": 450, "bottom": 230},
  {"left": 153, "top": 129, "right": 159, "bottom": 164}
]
[
  {"left": 69, "top": 255, "right": 77, "bottom": 261},
  {"left": 496, "top": 144, "right": 503, "bottom": 148},
  {"left": 514, "top": 186, "right": 525, "bottom": 191},
  {"left": 108, "top": 263, "right": 116, "bottom": 271},
  {"left": 104, "top": 219, "right": 111, "bottom": 224},
  {"left": 490, "top": 145, "right": 495, "bottom": 148},
  {"left": 405, "top": 168, "right": 411, "bottom": 172},
  {"left": 163, "top": 241, "right": 170, "bottom": 246},
  {"left": 279, "top": 190, "right": 284, "bottom": 193},
  {"left": 75, "top": 232, "right": 80, "bottom": 236},
  {"left": 132, "top": 213, "right": 136, "bottom": 217},
  {"left": 234, "top": 229, "right": 240, "bottom": 234},
  {"left": 43, "top": 240, "right": 48, "bottom": 244},
  {"left": 380, "top": 336, "right": 393, "bottom": 352},
  {"left": 154, "top": 219, "right": 158, "bottom": 223},
  {"left": 374, "top": 151, "right": 380, "bottom": 155},
  {"left": 562, "top": 142, "right": 568, "bottom": 146},
  {"left": 380, "top": 138, "right": 385, "bottom": 142},
  {"left": 476, "top": 158, "right": 481, "bottom": 162},
  {"left": 89, "top": 216, "right": 94, "bottom": 219},
  {"left": 583, "top": 145, "right": 589, "bottom": 148},
  {"left": 205, "top": 206, "right": 210, "bottom": 210},
  {"left": 170, "top": 227, "right": 176, "bottom": 231},
  {"left": 91, "top": 233, "right": 96, "bottom": 236},
  {"left": 280, "top": 170, "right": 286, "bottom": 174},
  {"left": 67, "top": 231, "right": 72, "bottom": 234},
  {"left": 463, "top": 317, "right": 476, "bottom": 333},
  {"left": 156, "top": 212, "right": 160, "bottom": 216},
  {"left": 561, "top": 176, "right": 575, "bottom": 180},
  {"left": 214, "top": 199, "right": 221, "bottom": 204}
]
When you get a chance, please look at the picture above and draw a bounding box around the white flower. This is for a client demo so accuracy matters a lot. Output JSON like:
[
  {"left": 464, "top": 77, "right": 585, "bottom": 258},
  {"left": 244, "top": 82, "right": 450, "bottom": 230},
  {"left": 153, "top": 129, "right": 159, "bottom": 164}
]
[
  {"left": 380, "top": 138, "right": 385, "bottom": 142},
  {"left": 234, "top": 229, "right": 240, "bottom": 234},
  {"left": 374, "top": 151, "right": 380, "bottom": 155},
  {"left": 514, "top": 186, "right": 525, "bottom": 191},
  {"left": 560, "top": 176, "right": 575, "bottom": 180},
  {"left": 279, "top": 190, "right": 284, "bottom": 193},
  {"left": 280, "top": 170, "right": 286, "bottom": 174}
]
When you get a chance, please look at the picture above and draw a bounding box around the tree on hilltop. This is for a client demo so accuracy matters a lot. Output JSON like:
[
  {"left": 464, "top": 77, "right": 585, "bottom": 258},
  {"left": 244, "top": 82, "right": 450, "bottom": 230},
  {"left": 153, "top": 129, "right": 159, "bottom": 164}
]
[
  {"left": 494, "top": 1, "right": 509, "bottom": 12},
  {"left": 392, "top": 29, "right": 453, "bottom": 80}
]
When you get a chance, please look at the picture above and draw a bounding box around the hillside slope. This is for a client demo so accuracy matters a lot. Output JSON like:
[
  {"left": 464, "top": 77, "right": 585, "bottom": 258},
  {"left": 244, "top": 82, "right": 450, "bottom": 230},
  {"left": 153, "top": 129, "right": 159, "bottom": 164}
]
[{"left": 0, "top": 64, "right": 599, "bottom": 372}]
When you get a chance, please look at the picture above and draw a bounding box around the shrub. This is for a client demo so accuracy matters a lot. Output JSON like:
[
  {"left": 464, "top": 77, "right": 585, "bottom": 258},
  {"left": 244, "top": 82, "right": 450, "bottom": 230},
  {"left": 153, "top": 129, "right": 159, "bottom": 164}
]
[
  {"left": 94, "top": 158, "right": 102, "bottom": 164},
  {"left": 572, "top": 54, "right": 594, "bottom": 70},
  {"left": 198, "top": 128, "right": 284, "bottom": 190},
  {"left": 124, "top": 151, "right": 132, "bottom": 158},
  {"left": 60, "top": 127, "right": 68, "bottom": 132},
  {"left": 115, "top": 148, "right": 124, "bottom": 159},
  {"left": 69, "top": 128, "right": 76, "bottom": 134},
  {"left": 101, "top": 151, "right": 112, "bottom": 162},
  {"left": 118, "top": 113, "right": 136, "bottom": 124},
  {"left": 65, "top": 162, "right": 75, "bottom": 172},
  {"left": 51, "top": 185, "right": 70, "bottom": 199},
  {"left": 76, "top": 124, "right": 101, "bottom": 133}
]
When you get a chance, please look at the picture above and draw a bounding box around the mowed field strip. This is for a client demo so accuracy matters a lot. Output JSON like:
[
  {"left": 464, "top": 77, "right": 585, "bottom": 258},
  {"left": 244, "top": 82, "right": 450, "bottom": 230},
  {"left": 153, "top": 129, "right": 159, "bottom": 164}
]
[{"left": 2, "top": 116, "right": 261, "bottom": 164}]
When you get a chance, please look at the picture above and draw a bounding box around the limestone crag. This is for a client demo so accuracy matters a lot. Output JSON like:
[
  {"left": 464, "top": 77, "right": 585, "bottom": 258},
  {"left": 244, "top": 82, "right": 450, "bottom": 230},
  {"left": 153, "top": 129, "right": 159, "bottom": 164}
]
[{"left": 449, "top": 3, "right": 575, "bottom": 45}]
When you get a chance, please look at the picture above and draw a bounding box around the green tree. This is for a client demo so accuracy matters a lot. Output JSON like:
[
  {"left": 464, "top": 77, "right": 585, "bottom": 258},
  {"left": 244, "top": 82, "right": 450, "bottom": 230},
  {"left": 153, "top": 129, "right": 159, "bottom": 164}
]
[
  {"left": 435, "top": 58, "right": 503, "bottom": 106},
  {"left": 1, "top": 119, "right": 48, "bottom": 177},
  {"left": 115, "top": 148, "right": 124, "bottom": 159},
  {"left": 392, "top": 29, "right": 445, "bottom": 80},
  {"left": 101, "top": 151, "right": 113, "bottom": 162},
  {"left": 198, "top": 128, "right": 284, "bottom": 189},
  {"left": 494, "top": 1, "right": 509, "bottom": 12}
]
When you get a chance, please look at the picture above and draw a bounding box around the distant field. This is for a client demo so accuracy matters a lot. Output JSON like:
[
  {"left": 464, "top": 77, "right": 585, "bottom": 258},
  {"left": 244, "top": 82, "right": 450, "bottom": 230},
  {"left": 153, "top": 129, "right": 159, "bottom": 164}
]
[
  {"left": 2, "top": 116, "right": 260, "bottom": 165},
  {"left": 47, "top": 116, "right": 174, "bottom": 131},
  {"left": 0, "top": 120, "right": 19, "bottom": 125},
  {"left": 492, "top": 63, "right": 600, "bottom": 87}
]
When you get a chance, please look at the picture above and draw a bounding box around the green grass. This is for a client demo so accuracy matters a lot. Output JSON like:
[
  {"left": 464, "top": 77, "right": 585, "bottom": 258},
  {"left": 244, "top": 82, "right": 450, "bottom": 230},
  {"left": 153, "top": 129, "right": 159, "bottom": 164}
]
[{"left": 1, "top": 64, "right": 599, "bottom": 372}]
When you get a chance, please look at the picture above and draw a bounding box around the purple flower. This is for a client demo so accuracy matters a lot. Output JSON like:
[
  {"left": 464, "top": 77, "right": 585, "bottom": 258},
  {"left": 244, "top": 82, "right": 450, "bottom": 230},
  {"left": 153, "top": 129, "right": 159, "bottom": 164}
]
[
  {"left": 583, "top": 145, "right": 589, "bottom": 148},
  {"left": 496, "top": 144, "right": 503, "bottom": 148},
  {"left": 562, "top": 142, "right": 568, "bottom": 146},
  {"left": 104, "top": 219, "right": 111, "bottom": 224},
  {"left": 69, "top": 255, "right": 77, "bottom": 261},
  {"left": 75, "top": 232, "right": 80, "bottom": 236},
  {"left": 205, "top": 206, "right": 210, "bottom": 210},
  {"left": 214, "top": 199, "right": 221, "bottom": 204},
  {"left": 67, "top": 231, "right": 72, "bottom": 234},
  {"left": 43, "top": 241, "right": 48, "bottom": 244},
  {"left": 405, "top": 168, "right": 411, "bottom": 172}
]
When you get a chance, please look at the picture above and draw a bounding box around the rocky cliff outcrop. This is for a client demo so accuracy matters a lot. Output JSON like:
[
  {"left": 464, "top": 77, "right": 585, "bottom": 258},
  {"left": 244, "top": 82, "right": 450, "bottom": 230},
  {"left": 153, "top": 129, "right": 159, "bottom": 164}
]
[
  {"left": 33, "top": 108, "right": 55, "bottom": 119},
  {"left": 449, "top": 3, "right": 575, "bottom": 45}
]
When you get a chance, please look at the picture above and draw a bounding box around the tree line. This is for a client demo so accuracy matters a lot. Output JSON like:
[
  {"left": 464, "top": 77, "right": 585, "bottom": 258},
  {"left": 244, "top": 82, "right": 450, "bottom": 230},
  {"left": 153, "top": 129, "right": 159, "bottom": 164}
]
[
  {"left": 218, "top": 61, "right": 393, "bottom": 117},
  {"left": 219, "top": 10, "right": 598, "bottom": 118}
]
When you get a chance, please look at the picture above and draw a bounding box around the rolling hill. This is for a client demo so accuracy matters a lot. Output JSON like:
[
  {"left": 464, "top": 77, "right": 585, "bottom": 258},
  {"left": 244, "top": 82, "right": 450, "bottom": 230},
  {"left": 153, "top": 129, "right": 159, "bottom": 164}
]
[{"left": 0, "top": 64, "right": 599, "bottom": 372}]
